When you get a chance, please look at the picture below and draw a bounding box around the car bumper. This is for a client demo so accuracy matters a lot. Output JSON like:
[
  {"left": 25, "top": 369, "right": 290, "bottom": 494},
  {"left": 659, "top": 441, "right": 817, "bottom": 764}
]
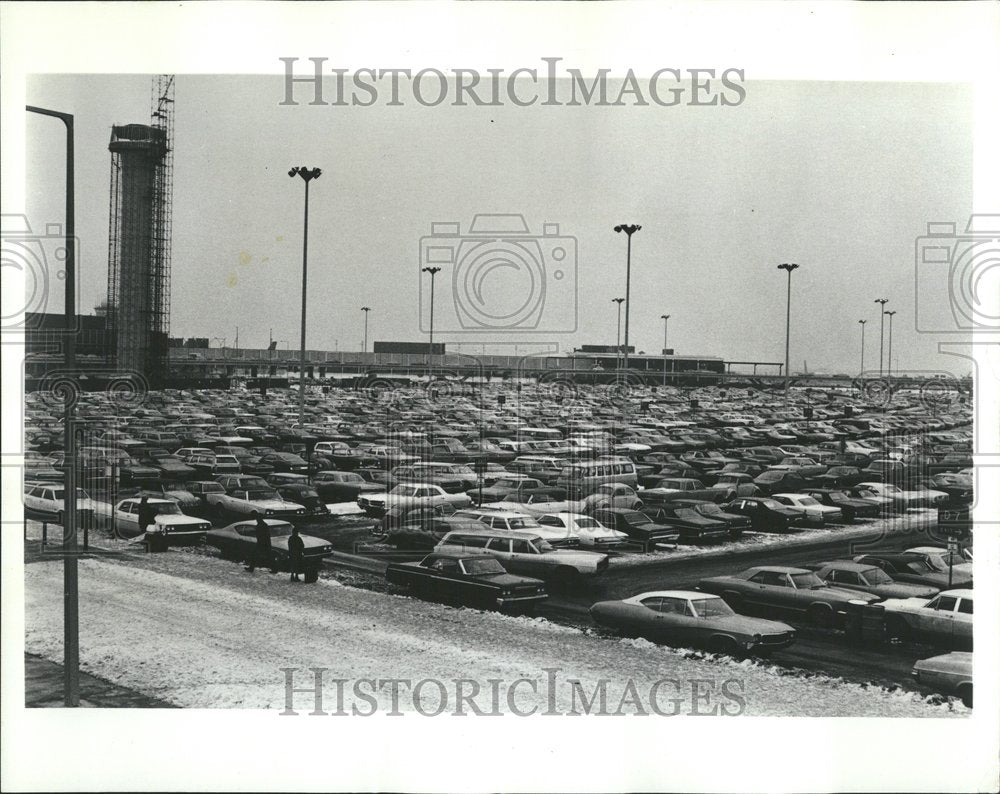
[
  {"left": 749, "top": 631, "right": 796, "bottom": 651},
  {"left": 496, "top": 593, "right": 548, "bottom": 607}
]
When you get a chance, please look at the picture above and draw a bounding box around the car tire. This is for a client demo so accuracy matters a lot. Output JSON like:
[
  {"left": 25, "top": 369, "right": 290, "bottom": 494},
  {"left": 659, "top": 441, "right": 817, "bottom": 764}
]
[
  {"left": 554, "top": 566, "right": 579, "bottom": 587},
  {"left": 886, "top": 615, "right": 910, "bottom": 642},
  {"left": 708, "top": 635, "right": 743, "bottom": 659},
  {"left": 958, "top": 683, "right": 972, "bottom": 709},
  {"left": 807, "top": 603, "right": 835, "bottom": 629}
]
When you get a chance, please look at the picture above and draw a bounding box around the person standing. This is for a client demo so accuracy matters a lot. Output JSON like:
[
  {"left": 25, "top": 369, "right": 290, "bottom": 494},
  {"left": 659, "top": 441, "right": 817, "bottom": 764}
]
[
  {"left": 246, "top": 513, "right": 274, "bottom": 573},
  {"left": 137, "top": 496, "right": 159, "bottom": 551},
  {"left": 287, "top": 526, "right": 305, "bottom": 582}
]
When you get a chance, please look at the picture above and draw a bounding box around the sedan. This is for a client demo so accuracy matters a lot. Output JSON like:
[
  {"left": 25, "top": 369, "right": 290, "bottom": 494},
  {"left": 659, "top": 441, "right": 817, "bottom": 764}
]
[
  {"left": 852, "top": 553, "right": 972, "bottom": 589},
  {"left": 722, "top": 497, "right": 804, "bottom": 533},
  {"left": 206, "top": 519, "right": 333, "bottom": 581},
  {"left": 536, "top": 512, "right": 628, "bottom": 548},
  {"left": 590, "top": 591, "right": 795, "bottom": 657},
  {"left": 801, "top": 488, "right": 879, "bottom": 521},
  {"left": 911, "top": 652, "right": 973, "bottom": 707},
  {"left": 880, "top": 589, "right": 973, "bottom": 649},
  {"left": 771, "top": 493, "right": 843, "bottom": 526},
  {"left": 810, "top": 561, "right": 938, "bottom": 599}
]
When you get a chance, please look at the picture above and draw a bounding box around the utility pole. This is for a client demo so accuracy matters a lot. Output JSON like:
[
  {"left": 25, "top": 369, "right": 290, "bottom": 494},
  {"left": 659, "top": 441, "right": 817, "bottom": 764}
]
[
  {"left": 614, "top": 224, "right": 641, "bottom": 370},
  {"left": 422, "top": 266, "right": 441, "bottom": 377},
  {"left": 288, "top": 166, "right": 322, "bottom": 425},
  {"left": 660, "top": 314, "right": 670, "bottom": 387},
  {"left": 884, "top": 310, "right": 896, "bottom": 381},
  {"left": 858, "top": 319, "right": 866, "bottom": 377},
  {"left": 777, "top": 263, "right": 799, "bottom": 398},
  {"left": 612, "top": 297, "right": 624, "bottom": 369},
  {"left": 361, "top": 306, "right": 371, "bottom": 353},
  {"left": 874, "top": 298, "right": 889, "bottom": 377}
]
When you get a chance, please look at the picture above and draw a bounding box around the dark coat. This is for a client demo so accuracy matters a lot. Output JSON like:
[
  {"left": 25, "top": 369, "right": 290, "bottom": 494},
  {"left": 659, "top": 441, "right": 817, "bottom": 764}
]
[
  {"left": 287, "top": 533, "right": 305, "bottom": 561},
  {"left": 138, "top": 502, "right": 156, "bottom": 531},
  {"left": 255, "top": 521, "right": 272, "bottom": 550}
]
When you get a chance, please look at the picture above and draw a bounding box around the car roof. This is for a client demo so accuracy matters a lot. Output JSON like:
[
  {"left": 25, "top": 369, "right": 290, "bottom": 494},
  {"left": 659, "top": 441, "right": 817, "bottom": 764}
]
[
  {"left": 442, "top": 527, "right": 541, "bottom": 540},
  {"left": 228, "top": 518, "right": 290, "bottom": 528},
  {"left": 625, "top": 591, "right": 719, "bottom": 602},
  {"left": 938, "top": 589, "right": 973, "bottom": 599},
  {"left": 744, "top": 565, "right": 811, "bottom": 575},
  {"left": 119, "top": 497, "right": 173, "bottom": 505},
  {"left": 815, "top": 561, "right": 875, "bottom": 572}
]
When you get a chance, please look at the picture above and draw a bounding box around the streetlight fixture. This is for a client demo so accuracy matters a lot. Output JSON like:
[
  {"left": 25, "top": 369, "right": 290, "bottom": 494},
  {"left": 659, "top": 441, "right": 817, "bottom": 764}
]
[
  {"left": 422, "top": 266, "right": 441, "bottom": 372},
  {"left": 858, "top": 319, "right": 867, "bottom": 377},
  {"left": 884, "top": 310, "right": 897, "bottom": 381},
  {"left": 26, "top": 103, "right": 78, "bottom": 707},
  {"left": 613, "top": 224, "right": 641, "bottom": 370},
  {"left": 777, "top": 263, "right": 799, "bottom": 396},
  {"left": 612, "top": 297, "right": 624, "bottom": 369},
  {"left": 874, "top": 298, "right": 889, "bottom": 377},
  {"left": 361, "top": 306, "right": 371, "bottom": 353},
  {"left": 288, "top": 165, "right": 322, "bottom": 425},
  {"left": 660, "top": 314, "right": 671, "bottom": 386}
]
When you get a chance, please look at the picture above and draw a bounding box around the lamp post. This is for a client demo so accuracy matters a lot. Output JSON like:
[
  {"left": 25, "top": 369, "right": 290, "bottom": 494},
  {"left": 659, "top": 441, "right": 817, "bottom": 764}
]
[
  {"left": 884, "top": 310, "right": 896, "bottom": 382},
  {"left": 614, "top": 224, "right": 641, "bottom": 370},
  {"left": 874, "top": 298, "right": 889, "bottom": 377},
  {"left": 288, "top": 166, "right": 321, "bottom": 426},
  {"left": 361, "top": 306, "right": 371, "bottom": 353},
  {"left": 422, "top": 266, "right": 441, "bottom": 373},
  {"left": 777, "top": 263, "right": 799, "bottom": 397},
  {"left": 660, "top": 314, "right": 671, "bottom": 386},
  {"left": 26, "top": 104, "right": 78, "bottom": 707},
  {"left": 858, "top": 319, "right": 867, "bottom": 377},
  {"left": 612, "top": 297, "right": 624, "bottom": 369}
]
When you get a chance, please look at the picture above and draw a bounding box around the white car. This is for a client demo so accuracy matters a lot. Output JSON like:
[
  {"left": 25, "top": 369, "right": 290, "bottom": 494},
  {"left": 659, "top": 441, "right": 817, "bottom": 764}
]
[
  {"left": 536, "top": 512, "right": 628, "bottom": 547},
  {"left": 581, "top": 483, "right": 644, "bottom": 512},
  {"left": 358, "top": 483, "right": 472, "bottom": 517},
  {"left": 484, "top": 491, "right": 586, "bottom": 517},
  {"left": 906, "top": 546, "right": 973, "bottom": 579},
  {"left": 912, "top": 652, "right": 973, "bottom": 707},
  {"left": 174, "top": 446, "right": 216, "bottom": 462},
  {"left": 207, "top": 486, "right": 306, "bottom": 519},
  {"left": 858, "top": 481, "right": 948, "bottom": 509},
  {"left": 453, "top": 509, "right": 580, "bottom": 548},
  {"left": 772, "top": 493, "right": 843, "bottom": 526},
  {"left": 113, "top": 497, "right": 211, "bottom": 544},
  {"left": 23, "top": 482, "right": 102, "bottom": 525},
  {"left": 881, "top": 589, "right": 973, "bottom": 649}
]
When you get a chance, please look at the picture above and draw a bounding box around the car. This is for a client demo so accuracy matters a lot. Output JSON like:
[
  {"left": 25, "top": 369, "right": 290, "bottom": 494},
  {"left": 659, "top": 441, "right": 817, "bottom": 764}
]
[
  {"left": 671, "top": 499, "right": 750, "bottom": 539},
  {"left": 183, "top": 480, "right": 227, "bottom": 515},
  {"left": 590, "top": 591, "right": 796, "bottom": 657},
  {"left": 207, "top": 484, "right": 307, "bottom": 520},
  {"left": 206, "top": 519, "right": 333, "bottom": 581},
  {"left": 536, "top": 512, "right": 629, "bottom": 548},
  {"left": 911, "top": 652, "right": 973, "bottom": 707},
  {"left": 580, "top": 482, "right": 643, "bottom": 512},
  {"left": 385, "top": 553, "right": 548, "bottom": 613},
  {"left": 485, "top": 487, "right": 586, "bottom": 517},
  {"left": 591, "top": 508, "right": 681, "bottom": 551},
  {"left": 753, "top": 469, "right": 807, "bottom": 494},
  {"left": 312, "top": 471, "right": 384, "bottom": 503},
  {"left": 139, "top": 453, "right": 197, "bottom": 481},
  {"left": 435, "top": 528, "right": 609, "bottom": 582},
  {"left": 771, "top": 493, "right": 844, "bottom": 526},
  {"left": 275, "top": 484, "right": 330, "bottom": 517},
  {"left": 904, "top": 546, "right": 973, "bottom": 581},
  {"left": 843, "top": 484, "right": 897, "bottom": 514},
  {"left": 721, "top": 497, "right": 804, "bottom": 533},
  {"left": 858, "top": 481, "right": 948, "bottom": 509},
  {"left": 394, "top": 462, "right": 479, "bottom": 493},
  {"left": 697, "top": 566, "right": 880, "bottom": 627},
  {"left": 810, "top": 561, "right": 938, "bottom": 599},
  {"left": 639, "top": 503, "right": 730, "bottom": 544},
  {"left": 852, "top": 553, "right": 972, "bottom": 589},
  {"left": 259, "top": 452, "right": 311, "bottom": 474},
  {"left": 800, "top": 488, "right": 879, "bottom": 521},
  {"left": 187, "top": 453, "right": 242, "bottom": 477},
  {"left": 174, "top": 446, "right": 218, "bottom": 463},
  {"left": 358, "top": 483, "right": 473, "bottom": 518},
  {"left": 386, "top": 515, "right": 489, "bottom": 551},
  {"left": 467, "top": 476, "right": 544, "bottom": 505},
  {"left": 117, "top": 458, "right": 165, "bottom": 487},
  {"left": 813, "top": 466, "right": 867, "bottom": 488},
  {"left": 454, "top": 509, "right": 580, "bottom": 547},
  {"left": 23, "top": 482, "right": 100, "bottom": 526},
  {"left": 880, "top": 589, "right": 973, "bottom": 649},
  {"left": 918, "top": 473, "right": 973, "bottom": 503},
  {"left": 215, "top": 473, "right": 272, "bottom": 492},
  {"left": 112, "top": 497, "right": 211, "bottom": 548},
  {"left": 266, "top": 472, "right": 312, "bottom": 487}
]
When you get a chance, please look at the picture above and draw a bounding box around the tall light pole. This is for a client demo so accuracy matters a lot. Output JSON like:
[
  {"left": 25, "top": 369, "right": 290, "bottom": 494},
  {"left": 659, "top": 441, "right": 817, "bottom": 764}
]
[
  {"left": 422, "top": 266, "right": 441, "bottom": 372},
  {"left": 884, "top": 310, "right": 896, "bottom": 381},
  {"left": 27, "top": 104, "right": 78, "bottom": 707},
  {"left": 660, "top": 314, "right": 671, "bottom": 386},
  {"left": 777, "top": 263, "right": 799, "bottom": 396},
  {"left": 612, "top": 297, "right": 624, "bottom": 369},
  {"left": 614, "top": 224, "right": 641, "bottom": 370},
  {"left": 874, "top": 298, "right": 889, "bottom": 377},
  {"left": 361, "top": 306, "right": 371, "bottom": 353},
  {"left": 858, "top": 319, "right": 867, "bottom": 377},
  {"left": 288, "top": 166, "right": 321, "bottom": 425}
]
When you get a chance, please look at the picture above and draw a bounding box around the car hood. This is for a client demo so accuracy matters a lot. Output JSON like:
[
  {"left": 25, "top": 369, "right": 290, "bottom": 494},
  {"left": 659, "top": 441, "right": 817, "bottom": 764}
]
[
  {"left": 245, "top": 498, "right": 301, "bottom": 510},
  {"left": 704, "top": 614, "right": 796, "bottom": 635},
  {"left": 540, "top": 549, "right": 608, "bottom": 563},
  {"left": 154, "top": 515, "right": 210, "bottom": 527},
  {"left": 478, "top": 572, "right": 543, "bottom": 587},
  {"left": 873, "top": 582, "right": 940, "bottom": 599}
]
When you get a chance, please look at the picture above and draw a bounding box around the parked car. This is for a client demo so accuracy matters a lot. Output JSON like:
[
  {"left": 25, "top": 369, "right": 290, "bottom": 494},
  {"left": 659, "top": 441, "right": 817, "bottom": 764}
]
[
  {"left": 905, "top": 546, "right": 973, "bottom": 581},
  {"left": 112, "top": 497, "right": 211, "bottom": 548},
  {"left": 880, "top": 589, "right": 973, "bottom": 649},
  {"left": 435, "top": 527, "right": 609, "bottom": 582},
  {"left": 591, "top": 508, "right": 681, "bottom": 551},
  {"left": 590, "top": 591, "right": 795, "bottom": 657},
  {"left": 386, "top": 553, "right": 547, "bottom": 613},
  {"left": 187, "top": 453, "right": 242, "bottom": 477},
  {"left": 814, "top": 466, "right": 867, "bottom": 488},
  {"left": 858, "top": 481, "right": 948, "bottom": 509},
  {"left": 671, "top": 499, "right": 750, "bottom": 540},
  {"left": 259, "top": 452, "right": 311, "bottom": 474},
  {"left": 23, "top": 482, "right": 99, "bottom": 526},
  {"left": 313, "top": 471, "right": 384, "bottom": 503},
  {"left": 800, "top": 488, "right": 879, "bottom": 522},
  {"left": 140, "top": 453, "right": 197, "bottom": 481},
  {"left": 358, "top": 483, "right": 473, "bottom": 518},
  {"left": 275, "top": 484, "right": 330, "bottom": 517},
  {"left": 753, "top": 469, "right": 807, "bottom": 495},
  {"left": 810, "top": 561, "right": 938, "bottom": 599},
  {"left": 454, "top": 509, "right": 580, "bottom": 547},
  {"left": 770, "top": 493, "right": 843, "bottom": 526},
  {"left": 485, "top": 487, "right": 586, "bottom": 517},
  {"left": 911, "top": 652, "right": 973, "bottom": 707},
  {"left": 580, "top": 482, "right": 643, "bottom": 512},
  {"left": 467, "top": 476, "right": 544, "bottom": 505},
  {"left": 852, "top": 553, "right": 972, "bottom": 589},
  {"left": 721, "top": 497, "right": 804, "bottom": 533},
  {"left": 640, "top": 503, "right": 730, "bottom": 544},
  {"left": 206, "top": 519, "right": 333, "bottom": 581},
  {"left": 536, "top": 512, "right": 629, "bottom": 548},
  {"left": 386, "top": 515, "right": 488, "bottom": 551},
  {"left": 697, "top": 565, "right": 880, "bottom": 627},
  {"left": 207, "top": 485, "right": 307, "bottom": 520}
]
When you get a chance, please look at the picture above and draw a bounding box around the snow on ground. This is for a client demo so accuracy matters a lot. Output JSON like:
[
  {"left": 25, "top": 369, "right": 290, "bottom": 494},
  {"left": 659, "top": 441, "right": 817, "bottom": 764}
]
[{"left": 24, "top": 553, "right": 964, "bottom": 716}]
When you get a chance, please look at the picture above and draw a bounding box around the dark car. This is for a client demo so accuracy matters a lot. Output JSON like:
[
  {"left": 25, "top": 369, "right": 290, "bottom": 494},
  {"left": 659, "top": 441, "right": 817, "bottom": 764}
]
[
  {"left": 801, "top": 488, "right": 879, "bottom": 522},
  {"left": 313, "top": 471, "right": 384, "bottom": 503},
  {"left": 639, "top": 502, "right": 730, "bottom": 545},
  {"left": 697, "top": 565, "right": 880, "bottom": 627},
  {"left": 672, "top": 498, "right": 750, "bottom": 539},
  {"left": 852, "top": 553, "right": 972, "bottom": 590},
  {"left": 140, "top": 453, "right": 197, "bottom": 481},
  {"left": 260, "top": 452, "right": 310, "bottom": 474},
  {"left": 590, "top": 590, "right": 795, "bottom": 657},
  {"left": 215, "top": 445, "right": 275, "bottom": 476},
  {"left": 117, "top": 458, "right": 164, "bottom": 487},
  {"left": 206, "top": 519, "right": 333, "bottom": 582},
  {"left": 721, "top": 497, "right": 804, "bottom": 533},
  {"left": 919, "top": 474, "right": 973, "bottom": 503},
  {"left": 810, "top": 561, "right": 939, "bottom": 600},
  {"left": 386, "top": 553, "right": 547, "bottom": 613},
  {"left": 184, "top": 480, "right": 228, "bottom": 516},
  {"left": 387, "top": 516, "right": 495, "bottom": 550},
  {"left": 275, "top": 484, "right": 330, "bottom": 517},
  {"left": 753, "top": 469, "right": 807, "bottom": 494},
  {"left": 813, "top": 466, "right": 867, "bottom": 488},
  {"left": 591, "top": 508, "right": 680, "bottom": 551},
  {"left": 468, "top": 476, "right": 544, "bottom": 505}
]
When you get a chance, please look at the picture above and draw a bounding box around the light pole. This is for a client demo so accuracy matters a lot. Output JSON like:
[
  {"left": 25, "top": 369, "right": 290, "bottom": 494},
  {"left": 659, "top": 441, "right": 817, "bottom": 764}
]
[
  {"left": 874, "top": 298, "right": 889, "bottom": 377},
  {"left": 660, "top": 314, "right": 671, "bottom": 386},
  {"left": 422, "top": 266, "right": 441, "bottom": 373},
  {"left": 884, "top": 310, "right": 896, "bottom": 381},
  {"left": 858, "top": 319, "right": 867, "bottom": 377},
  {"left": 289, "top": 166, "right": 321, "bottom": 425},
  {"left": 612, "top": 297, "right": 624, "bottom": 369},
  {"left": 361, "top": 306, "right": 371, "bottom": 353},
  {"left": 26, "top": 104, "right": 78, "bottom": 707},
  {"left": 614, "top": 224, "right": 641, "bottom": 370},
  {"left": 777, "top": 263, "right": 799, "bottom": 396}
]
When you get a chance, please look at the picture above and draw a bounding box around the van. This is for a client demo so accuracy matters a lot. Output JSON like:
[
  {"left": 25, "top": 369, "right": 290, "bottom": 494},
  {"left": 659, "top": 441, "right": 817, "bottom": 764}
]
[{"left": 555, "top": 456, "right": 638, "bottom": 497}]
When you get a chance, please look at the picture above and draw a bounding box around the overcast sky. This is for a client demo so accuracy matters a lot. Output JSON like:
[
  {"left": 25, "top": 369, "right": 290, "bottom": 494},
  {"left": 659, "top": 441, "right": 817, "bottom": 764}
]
[{"left": 25, "top": 75, "right": 972, "bottom": 375}]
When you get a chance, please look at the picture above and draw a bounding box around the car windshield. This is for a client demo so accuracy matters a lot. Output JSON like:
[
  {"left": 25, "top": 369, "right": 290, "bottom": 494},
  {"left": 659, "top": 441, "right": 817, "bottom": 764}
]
[
  {"left": 798, "top": 496, "right": 820, "bottom": 506},
  {"left": 460, "top": 558, "right": 506, "bottom": 576},
  {"left": 534, "top": 539, "right": 554, "bottom": 553},
  {"left": 862, "top": 568, "right": 893, "bottom": 584},
  {"left": 922, "top": 553, "right": 964, "bottom": 572},
  {"left": 268, "top": 525, "right": 293, "bottom": 538},
  {"left": 790, "top": 572, "right": 826, "bottom": 589},
  {"left": 905, "top": 560, "right": 934, "bottom": 573},
  {"left": 151, "top": 503, "right": 182, "bottom": 515},
  {"left": 758, "top": 499, "right": 782, "bottom": 509},
  {"left": 574, "top": 518, "right": 600, "bottom": 529},
  {"left": 199, "top": 483, "right": 225, "bottom": 493},
  {"left": 624, "top": 513, "right": 652, "bottom": 526},
  {"left": 508, "top": 517, "right": 541, "bottom": 530},
  {"left": 830, "top": 491, "right": 849, "bottom": 500},
  {"left": 247, "top": 489, "right": 278, "bottom": 500},
  {"left": 691, "top": 598, "right": 736, "bottom": 618}
]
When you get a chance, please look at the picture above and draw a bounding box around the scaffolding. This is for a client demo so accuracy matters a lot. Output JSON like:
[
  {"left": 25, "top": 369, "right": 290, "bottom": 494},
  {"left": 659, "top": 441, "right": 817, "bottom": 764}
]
[{"left": 106, "top": 75, "right": 174, "bottom": 385}]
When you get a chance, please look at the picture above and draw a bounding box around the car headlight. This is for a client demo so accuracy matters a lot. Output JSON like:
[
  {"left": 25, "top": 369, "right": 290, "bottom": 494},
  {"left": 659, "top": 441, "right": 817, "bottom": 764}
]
[{"left": 265, "top": 509, "right": 274, "bottom": 516}]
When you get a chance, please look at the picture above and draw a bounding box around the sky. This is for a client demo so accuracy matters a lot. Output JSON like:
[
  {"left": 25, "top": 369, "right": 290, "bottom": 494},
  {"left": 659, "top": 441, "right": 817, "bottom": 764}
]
[{"left": 25, "top": 74, "right": 973, "bottom": 375}]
